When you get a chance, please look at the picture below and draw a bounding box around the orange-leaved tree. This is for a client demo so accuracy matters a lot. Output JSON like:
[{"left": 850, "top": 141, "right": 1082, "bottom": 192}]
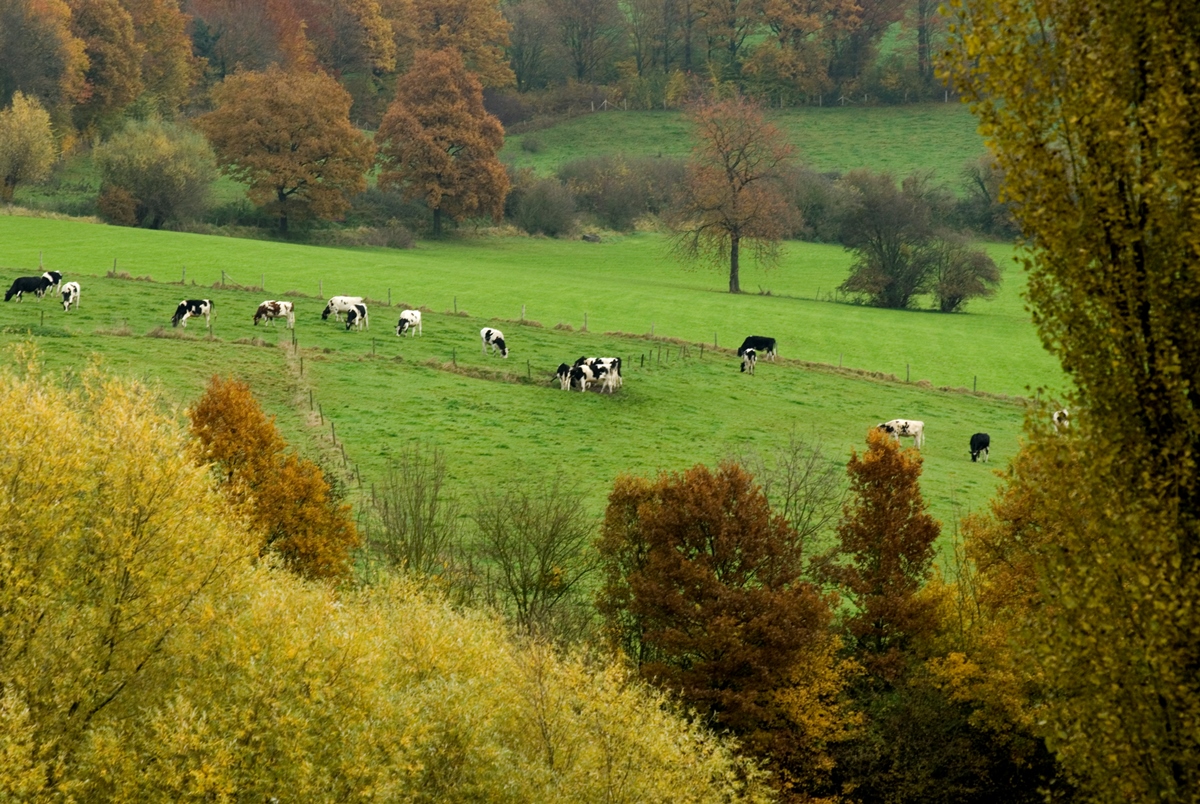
[
  {"left": 670, "top": 94, "right": 796, "bottom": 293},
  {"left": 376, "top": 48, "right": 509, "bottom": 237},
  {"left": 597, "top": 461, "right": 850, "bottom": 798},
  {"left": 198, "top": 65, "right": 375, "bottom": 232},
  {"left": 189, "top": 376, "right": 359, "bottom": 580}
]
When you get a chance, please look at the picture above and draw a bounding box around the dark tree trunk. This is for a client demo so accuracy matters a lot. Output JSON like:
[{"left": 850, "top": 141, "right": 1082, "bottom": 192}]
[
  {"left": 277, "top": 189, "right": 288, "bottom": 233},
  {"left": 433, "top": 207, "right": 443, "bottom": 237},
  {"left": 729, "top": 234, "right": 741, "bottom": 293}
]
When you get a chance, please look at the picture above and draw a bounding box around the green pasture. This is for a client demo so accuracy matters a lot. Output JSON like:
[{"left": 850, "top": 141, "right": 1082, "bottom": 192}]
[
  {"left": 503, "top": 103, "right": 987, "bottom": 183},
  {"left": 0, "top": 216, "right": 1065, "bottom": 542}
]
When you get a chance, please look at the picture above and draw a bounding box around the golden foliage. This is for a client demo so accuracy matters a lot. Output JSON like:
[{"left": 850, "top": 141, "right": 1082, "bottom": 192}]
[
  {"left": 0, "top": 91, "right": 57, "bottom": 202},
  {"left": 189, "top": 375, "right": 360, "bottom": 580}
]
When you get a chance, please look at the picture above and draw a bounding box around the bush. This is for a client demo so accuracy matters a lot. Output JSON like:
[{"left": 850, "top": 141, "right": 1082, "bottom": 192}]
[
  {"left": 558, "top": 154, "right": 686, "bottom": 231},
  {"left": 777, "top": 166, "right": 855, "bottom": 242},
  {"left": 483, "top": 88, "right": 534, "bottom": 127},
  {"left": 512, "top": 176, "right": 576, "bottom": 236},
  {"left": 93, "top": 118, "right": 217, "bottom": 229}
]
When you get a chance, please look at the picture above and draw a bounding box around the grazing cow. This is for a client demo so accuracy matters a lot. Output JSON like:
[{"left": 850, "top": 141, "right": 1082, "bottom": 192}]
[
  {"left": 573, "top": 356, "right": 622, "bottom": 390},
  {"left": 5, "top": 276, "right": 51, "bottom": 302},
  {"left": 321, "top": 295, "right": 364, "bottom": 322},
  {"left": 741, "top": 348, "right": 757, "bottom": 374},
  {"left": 481, "top": 327, "right": 508, "bottom": 357},
  {"left": 1053, "top": 408, "right": 1070, "bottom": 429},
  {"left": 253, "top": 300, "right": 295, "bottom": 328},
  {"left": 970, "top": 432, "right": 990, "bottom": 463},
  {"left": 396, "top": 309, "right": 422, "bottom": 337},
  {"left": 878, "top": 418, "right": 925, "bottom": 448},
  {"left": 738, "top": 336, "right": 777, "bottom": 362},
  {"left": 42, "top": 271, "right": 63, "bottom": 295},
  {"left": 172, "top": 299, "right": 213, "bottom": 328},
  {"left": 561, "top": 361, "right": 608, "bottom": 392},
  {"left": 60, "top": 281, "right": 80, "bottom": 312},
  {"left": 345, "top": 303, "right": 369, "bottom": 331}
]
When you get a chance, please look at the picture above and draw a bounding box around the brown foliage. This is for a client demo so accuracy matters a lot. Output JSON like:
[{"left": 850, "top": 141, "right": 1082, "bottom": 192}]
[
  {"left": 408, "top": 0, "right": 513, "bottom": 87},
  {"left": 819, "top": 428, "right": 940, "bottom": 683},
  {"left": 377, "top": 48, "right": 509, "bottom": 236},
  {"left": 670, "top": 95, "right": 797, "bottom": 293},
  {"left": 189, "top": 375, "right": 359, "bottom": 580},
  {"left": 597, "top": 462, "right": 848, "bottom": 796},
  {"left": 68, "top": 0, "right": 145, "bottom": 132},
  {"left": 199, "top": 65, "right": 375, "bottom": 232}
]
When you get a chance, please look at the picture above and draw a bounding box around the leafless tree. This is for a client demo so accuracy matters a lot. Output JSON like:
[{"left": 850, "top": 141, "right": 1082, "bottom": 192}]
[{"left": 367, "top": 443, "right": 463, "bottom": 578}]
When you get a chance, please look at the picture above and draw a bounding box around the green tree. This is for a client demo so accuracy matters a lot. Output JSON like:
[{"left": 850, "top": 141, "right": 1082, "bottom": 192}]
[
  {"left": 93, "top": 117, "right": 216, "bottom": 227},
  {"left": 949, "top": 0, "right": 1200, "bottom": 799},
  {"left": 670, "top": 95, "right": 796, "bottom": 294},
  {"left": 0, "top": 91, "right": 57, "bottom": 202},
  {"left": 376, "top": 48, "right": 509, "bottom": 237},
  {"left": 198, "top": 65, "right": 375, "bottom": 232}
]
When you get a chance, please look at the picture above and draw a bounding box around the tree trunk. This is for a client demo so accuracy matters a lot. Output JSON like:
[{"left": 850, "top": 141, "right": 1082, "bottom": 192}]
[
  {"left": 433, "top": 207, "right": 443, "bottom": 238},
  {"left": 277, "top": 189, "right": 289, "bottom": 233},
  {"left": 729, "top": 234, "right": 741, "bottom": 293}
]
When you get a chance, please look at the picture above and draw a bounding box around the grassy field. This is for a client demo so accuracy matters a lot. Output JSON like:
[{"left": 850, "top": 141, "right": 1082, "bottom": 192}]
[
  {"left": 0, "top": 215, "right": 1064, "bottom": 546},
  {"left": 502, "top": 103, "right": 987, "bottom": 183}
]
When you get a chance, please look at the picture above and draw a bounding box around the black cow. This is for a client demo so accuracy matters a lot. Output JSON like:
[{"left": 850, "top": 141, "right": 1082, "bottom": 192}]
[
  {"left": 738, "top": 336, "right": 777, "bottom": 361},
  {"left": 5, "top": 276, "right": 51, "bottom": 302},
  {"left": 42, "top": 271, "right": 63, "bottom": 294},
  {"left": 172, "top": 299, "right": 213, "bottom": 328},
  {"left": 970, "top": 432, "right": 990, "bottom": 462}
]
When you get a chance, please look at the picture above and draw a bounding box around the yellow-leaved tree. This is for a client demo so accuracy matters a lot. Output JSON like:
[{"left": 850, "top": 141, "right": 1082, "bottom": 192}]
[
  {"left": 948, "top": 0, "right": 1200, "bottom": 799},
  {"left": 0, "top": 91, "right": 57, "bottom": 202}
]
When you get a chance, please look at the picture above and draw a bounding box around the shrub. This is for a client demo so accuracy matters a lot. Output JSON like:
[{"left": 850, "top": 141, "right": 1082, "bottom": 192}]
[
  {"left": 558, "top": 154, "right": 686, "bottom": 231},
  {"left": 513, "top": 177, "right": 576, "bottom": 236},
  {"left": 777, "top": 166, "right": 855, "bottom": 242}
]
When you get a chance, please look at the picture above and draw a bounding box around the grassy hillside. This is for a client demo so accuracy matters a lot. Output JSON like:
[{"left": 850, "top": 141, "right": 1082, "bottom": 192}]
[
  {"left": 502, "top": 103, "right": 987, "bottom": 182},
  {"left": 0, "top": 215, "right": 1064, "bottom": 541}
]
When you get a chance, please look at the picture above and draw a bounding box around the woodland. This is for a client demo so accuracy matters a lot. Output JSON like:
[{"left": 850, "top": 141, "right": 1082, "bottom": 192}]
[{"left": 2, "top": 0, "right": 1200, "bottom": 801}]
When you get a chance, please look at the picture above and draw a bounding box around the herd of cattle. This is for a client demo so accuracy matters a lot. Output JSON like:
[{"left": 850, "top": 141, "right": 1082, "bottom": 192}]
[{"left": 5, "top": 272, "right": 1062, "bottom": 463}]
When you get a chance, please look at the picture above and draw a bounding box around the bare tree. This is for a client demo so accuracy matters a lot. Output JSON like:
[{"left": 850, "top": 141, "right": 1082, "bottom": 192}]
[
  {"left": 471, "top": 478, "right": 598, "bottom": 642},
  {"left": 368, "top": 444, "right": 463, "bottom": 577}
]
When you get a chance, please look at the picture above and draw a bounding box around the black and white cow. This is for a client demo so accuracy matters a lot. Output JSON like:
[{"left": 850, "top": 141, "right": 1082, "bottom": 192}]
[
  {"left": 970, "top": 432, "right": 990, "bottom": 462},
  {"left": 573, "top": 356, "right": 622, "bottom": 391},
  {"left": 481, "top": 327, "right": 508, "bottom": 357},
  {"left": 878, "top": 418, "right": 925, "bottom": 448},
  {"left": 741, "top": 348, "right": 757, "bottom": 374},
  {"left": 60, "top": 281, "right": 80, "bottom": 312},
  {"left": 322, "top": 295, "right": 364, "bottom": 322},
  {"left": 254, "top": 300, "right": 295, "bottom": 328},
  {"left": 42, "top": 271, "right": 63, "bottom": 295},
  {"left": 345, "top": 303, "right": 369, "bottom": 331},
  {"left": 558, "top": 361, "right": 608, "bottom": 392},
  {"left": 1052, "top": 408, "right": 1070, "bottom": 429},
  {"left": 396, "top": 309, "right": 422, "bottom": 337},
  {"left": 738, "top": 336, "right": 777, "bottom": 362},
  {"left": 5, "top": 276, "right": 51, "bottom": 302},
  {"left": 172, "top": 299, "right": 213, "bottom": 328}
]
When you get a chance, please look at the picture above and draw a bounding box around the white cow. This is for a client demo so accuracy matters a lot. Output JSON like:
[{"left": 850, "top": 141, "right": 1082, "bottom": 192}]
[
  {"left": 172, "top": 299, "right": 213, "bottom": 328},
  {"left": 254, "top": 300, "right": 295, "bottom": 328},
  {"left": 322, "top": 295, "right": 364, "bottom": 322},
  {"left": 396, "top": 309, "right": 422, "bottom": 337},
  {"left": 574, "top": 357, "right": 622, "bottom": 391},
  {"left": 60, "top": 281, "right": 80, "bottom": 312},
  {"left": 740, "top": 348, "right": 757, "bottom": 375},
  {"left": 878, "top": 418, "right": 925, "bottom": 448},
  {"left": 481, "top": 327, "right": 508, "bottom": 357}
]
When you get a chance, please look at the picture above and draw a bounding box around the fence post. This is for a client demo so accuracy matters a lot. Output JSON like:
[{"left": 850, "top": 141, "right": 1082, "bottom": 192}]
[
  {"left": 300, "top": 356, "right": 304, "bottom": 376},
  {"left": 388, "top": 288, "right": 391, "bottom": 306},
  {"left": 309, "top": 389, "right": 313, "bottom": 410},
  {"left": 714, "top": 332, "right": 718, "bottom": 348},
  {"left": 182, "top": 265, "right": 186, "bottom": 283},
  {"left": 839, "top": 353, "right": 843, "bottom": 368},
  {"left": 318, "top": 403, "right": 323, "bottom": 424},
  {"left": 974, "top": 375, "right": 978, "bottom": 392},
  {"left": 700, "top": 344, "right": 705, "bottom": 359},
  {"left": 331, "top": 420, "right": 336, "bottom": 443},
  {"left": 454, "top": 296, "right": 457, "bottom": 314},
  {"left": 906, "top": 363, "right": 910, "bottom": 382},
  {"left": 526, "top": 359, "right": 531, "bottom": 379}
]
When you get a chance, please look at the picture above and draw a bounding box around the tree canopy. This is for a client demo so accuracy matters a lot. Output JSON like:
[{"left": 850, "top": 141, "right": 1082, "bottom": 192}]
[{"left": 0, "top": 91, "right": 56, "bottom": 202}]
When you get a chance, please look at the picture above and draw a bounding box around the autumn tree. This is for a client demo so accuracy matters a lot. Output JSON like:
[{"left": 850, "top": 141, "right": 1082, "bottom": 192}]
[
  {"left": 187, "top": 0, "right": 312, "bottom": 78},
  {"left": 670, "top": 95, "right": 796, "bottom": 293},
  {"left": 68, "top": 0, "right": 145, "bottom": 132},
  {"left": 408, "top": 0, "right": 513, "bottom": 86},
  {"left": 597, "top": 461, "right": 850, "bottom": 796},
  {"left": 946, "top": 0, "right": 1200, "bottom": 798},
  {"left": 0, "top": 0, "right": 87, "bottom": 129},
  {"left": 503, "top": 0, "right": 554, "bottom": 91},
  {"left": 93, "top": 117, "right": 216, "bottom": 227},
  {"left": 0, "top": 92, "right": 57, "bottom": 202},
  {"left": 546, "top": 0, "right": 621, "bottom": 83},
  {"left": 376, "top": 48, "right": 509, "bottom": 236},
  {"left": 928, "top": 231, "right": 1000, "bottom": 313},
  {"left": 122, "top": 0, "right": 199, "bottom": 116},
  {"left": 189, "top": 375, "right": 360, "bottom": 580},
  {"left": 199, "top": 65, "right": 375, "bottom": 232}
]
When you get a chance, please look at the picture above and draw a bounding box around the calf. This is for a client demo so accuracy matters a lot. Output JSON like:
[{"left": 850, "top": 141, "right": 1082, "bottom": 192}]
[
  {"left": 253, "top": 300, "right": 295, "bottom": 328},
  {"left": 321, "top": 295, "right": 364, "bottom": 322},
  {"left": 396, "top": 309, "right": 422, "bottom": 337},
  {"left": 42, "top": 271, "right": 63, "bottom": 295},
  {"left": 171, "top": 299, "right": 213, "bottom": 328},
  {"left": 878, "top": 418, "right": 925, "bottom": 448},
  {"left": 738, "top": 336, "right": 777, "bottom": 362},
  {"left": 970, "top": 432, "right": 990, "bottom": 462},
  {"left": 345, "top": 303, "right": 369, "bottom": 331},
  {"left": 481, "top": 327, "right": 508, "bottom": 358},
  {"left": 60, "top": 281, "right": 80, "bottom": 312},
  {"left": 741, "top": 348, "right": 757, "bottom": 374},
  {"left": 573, "top": 356, "right": 622, "bottom": 390},
  {"left": 5, "top": 276, "right": 51, "bottom": 302}
]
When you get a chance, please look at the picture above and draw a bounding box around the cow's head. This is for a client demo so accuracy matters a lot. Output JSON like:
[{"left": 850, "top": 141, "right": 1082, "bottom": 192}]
[
  {"left": 171, "top": 302, "right": 187, "bottom": 327},
  {"left": 321, "top": 303, "right": 333, "bottom": 320},
  {"left": 396, "top": 318, "right": 409, "bottom": 336}
]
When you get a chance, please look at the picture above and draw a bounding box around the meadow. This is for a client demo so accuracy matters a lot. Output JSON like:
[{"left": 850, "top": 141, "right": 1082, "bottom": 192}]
[
  {"left": 502, "top": 103, "right": 988, "bottom": 182},
  {"left": 0, "top": 213, "right": 1064, "bottom": 540}
]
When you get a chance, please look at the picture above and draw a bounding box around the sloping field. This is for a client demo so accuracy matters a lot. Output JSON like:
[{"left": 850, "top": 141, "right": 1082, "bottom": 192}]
[
  {"left": 502, "top": 103, "right": 987, "bottom": 182},
  {"left": 0, "top": 215, "right": 1064, "bottom": 535}
]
